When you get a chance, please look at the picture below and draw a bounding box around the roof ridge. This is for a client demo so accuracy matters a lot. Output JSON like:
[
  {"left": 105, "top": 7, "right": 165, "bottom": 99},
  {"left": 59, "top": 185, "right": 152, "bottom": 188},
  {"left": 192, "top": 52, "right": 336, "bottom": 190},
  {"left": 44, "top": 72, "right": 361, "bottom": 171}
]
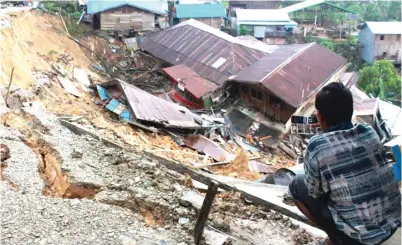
[
  {"left": 170, "top": 19, "right": 271, "bottom": 53},
  {"left": 256, "top": 43, "right": 315, "bottom": 83}
]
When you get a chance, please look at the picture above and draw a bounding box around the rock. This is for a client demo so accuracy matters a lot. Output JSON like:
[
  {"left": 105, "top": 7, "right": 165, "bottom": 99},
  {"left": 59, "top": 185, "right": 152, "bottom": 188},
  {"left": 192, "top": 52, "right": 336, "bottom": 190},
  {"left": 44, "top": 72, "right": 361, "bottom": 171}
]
[
  {"left": 1, "top": 144, "right": 10, "bottom": 161},
  {"left": 211, "top": 219, "right": 230, "bottom": 232},
  {"left": 178, "top": 217, "right": 189, "bottom": 225},
  {"left": 119, "top": 60, "right": 128, "bottom": 68},
  {"left": 179, "top": 191, "right": 204, "bottom": 210},
  {"left": 71, "top": 149, "right": 83, "bottom": 159},
  {"left": 203, "top": 229, "right": 229, "bottom": 245}
]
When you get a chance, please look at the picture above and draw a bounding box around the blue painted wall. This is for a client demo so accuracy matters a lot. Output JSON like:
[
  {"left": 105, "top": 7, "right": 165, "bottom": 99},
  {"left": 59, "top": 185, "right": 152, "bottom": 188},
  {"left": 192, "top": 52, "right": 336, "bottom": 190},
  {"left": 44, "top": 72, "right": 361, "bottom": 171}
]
[{"left": 359, "top": 26, "right": 375, "bottom": 63}]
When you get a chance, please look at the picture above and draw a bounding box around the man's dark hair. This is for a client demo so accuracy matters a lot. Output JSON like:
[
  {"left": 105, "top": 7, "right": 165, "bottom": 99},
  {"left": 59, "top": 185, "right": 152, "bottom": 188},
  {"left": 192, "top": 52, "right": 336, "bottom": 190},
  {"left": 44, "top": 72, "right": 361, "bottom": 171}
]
[{"left": 315, "top": 82, "right": 353, "bottom": 126}]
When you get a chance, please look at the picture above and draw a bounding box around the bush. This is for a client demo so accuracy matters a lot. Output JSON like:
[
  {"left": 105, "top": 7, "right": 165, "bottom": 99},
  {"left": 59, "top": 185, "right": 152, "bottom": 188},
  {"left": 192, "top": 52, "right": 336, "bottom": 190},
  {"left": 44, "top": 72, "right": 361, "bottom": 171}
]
[
  {"left": 43, "top": 1, "right": 58, "bottom": 13},
  {"left": 239, "top": 25, "right": 249, "bottom": 35},
  {"left": 66, "top": 20, "right": 83, "bottom": 37},
  {"left": 304, "top": 32, "right": 313, "bottom": 43}
]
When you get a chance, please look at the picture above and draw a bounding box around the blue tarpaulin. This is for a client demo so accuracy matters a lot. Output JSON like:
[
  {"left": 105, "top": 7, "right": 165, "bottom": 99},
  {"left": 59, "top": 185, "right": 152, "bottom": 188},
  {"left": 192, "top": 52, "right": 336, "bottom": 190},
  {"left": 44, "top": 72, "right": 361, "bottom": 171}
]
[
  {"left": 97, "top": 85, "right": 109, "bottom": 101},
  {"left": 106, "top": 99, "right": 130, "bottom": 121},
  {"left": 392, "top": 145, "right": 401, "bottom": 181},
  {"left": 120, "top": 109, "right": 130, "bottom": 121}
]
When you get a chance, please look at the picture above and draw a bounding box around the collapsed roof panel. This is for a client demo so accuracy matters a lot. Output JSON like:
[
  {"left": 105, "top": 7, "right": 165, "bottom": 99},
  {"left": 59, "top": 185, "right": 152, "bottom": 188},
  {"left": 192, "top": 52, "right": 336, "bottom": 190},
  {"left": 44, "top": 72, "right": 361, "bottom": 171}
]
[
  {"left": 117, "top": 80, "right": 202, "bottom": 129},
  {"left": 137, "top": 19, "right": 270, "bottom": 85},
  {"left": 162, "top": 64, "right": 218, "bottom": 99}
]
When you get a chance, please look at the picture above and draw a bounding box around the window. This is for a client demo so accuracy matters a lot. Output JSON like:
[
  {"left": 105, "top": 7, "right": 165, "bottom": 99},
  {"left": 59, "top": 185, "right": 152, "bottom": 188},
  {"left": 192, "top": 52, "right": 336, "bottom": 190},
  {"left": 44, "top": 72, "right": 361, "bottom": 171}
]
[
  {"left": 397, "top": 35, "right": 401, "bottom": 42},
  {"left": 242, "top": 85, "right": 248, "bottom": 93},
  {"left": 251, "top": 88, "right": 263, "bottom": 101},
  {"left": 383, "top": 52, "right": 387, "bottom": 57},
  {"left": 380, "top": 35, "right": 385, "bottom": 40}
]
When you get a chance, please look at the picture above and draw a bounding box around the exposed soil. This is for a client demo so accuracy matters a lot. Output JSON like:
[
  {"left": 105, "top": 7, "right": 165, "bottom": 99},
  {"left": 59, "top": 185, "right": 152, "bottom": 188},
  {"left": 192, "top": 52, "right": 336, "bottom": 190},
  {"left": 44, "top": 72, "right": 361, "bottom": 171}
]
[{"left": 63, "top": 184, "right": 99, "bottom": 199}]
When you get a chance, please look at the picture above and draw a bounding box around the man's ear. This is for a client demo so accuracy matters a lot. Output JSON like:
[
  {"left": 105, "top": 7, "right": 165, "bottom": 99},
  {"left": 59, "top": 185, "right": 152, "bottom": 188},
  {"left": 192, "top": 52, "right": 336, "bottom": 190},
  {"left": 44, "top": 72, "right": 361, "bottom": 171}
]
[{"left": 316, "top": 110, "right": 329, "bottom": 131}]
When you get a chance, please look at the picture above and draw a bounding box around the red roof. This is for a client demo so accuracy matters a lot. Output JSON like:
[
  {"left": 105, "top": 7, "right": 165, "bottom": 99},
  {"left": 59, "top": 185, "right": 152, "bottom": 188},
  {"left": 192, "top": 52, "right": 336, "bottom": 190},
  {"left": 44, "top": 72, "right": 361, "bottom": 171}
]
[
  {"left": 163, "top": 65, "right": 218, "bottom": 99},
  {"left": 232, "top": 43, "right": 347, "bottom": 108}
]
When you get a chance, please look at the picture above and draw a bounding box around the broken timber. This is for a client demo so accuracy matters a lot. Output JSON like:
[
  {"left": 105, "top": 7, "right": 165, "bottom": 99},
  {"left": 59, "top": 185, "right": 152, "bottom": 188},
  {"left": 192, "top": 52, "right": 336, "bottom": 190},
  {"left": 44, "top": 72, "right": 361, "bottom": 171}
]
[
  {"left": 194, "top": 181, "right": 219, "bottom": 245},
  {"left": 60, "top": 119, "right": 311, "bottom": 226}
]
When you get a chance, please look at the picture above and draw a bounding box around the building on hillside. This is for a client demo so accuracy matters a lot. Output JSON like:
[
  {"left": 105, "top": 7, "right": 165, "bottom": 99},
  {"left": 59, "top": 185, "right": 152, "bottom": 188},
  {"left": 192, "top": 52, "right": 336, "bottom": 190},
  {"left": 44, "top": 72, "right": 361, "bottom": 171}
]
[
  {"left": 137, "top": 19, "right": 275, "bottom": 86},
  {"left": 228, "top": 0, "right": 280, "bottom": 16},
  {"left": 228, "top": 43, "right": 347, "bottom": 123},
  {"left": 358, "top": 21, "right": 402, "bottom": 64},
  {"left": 281, "top": 0, "right": 358, "bottom": 27},
  {"left": 86, "top": 0, "right": 168, "bottom": 35},
  {"left": 234, "top": 9, "right": 297, "bottom": 39},
  {"left": 173, "top": 3, "right": 226, "bottom": 29},
  {"left": 162, "top": 65, "right": 219, "bottom": 109}
]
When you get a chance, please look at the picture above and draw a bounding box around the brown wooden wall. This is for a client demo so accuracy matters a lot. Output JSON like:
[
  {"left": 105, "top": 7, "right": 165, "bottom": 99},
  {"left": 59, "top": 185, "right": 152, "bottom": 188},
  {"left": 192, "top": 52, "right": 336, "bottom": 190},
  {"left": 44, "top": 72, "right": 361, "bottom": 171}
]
[
  {"left": 238, "top": 83, "right": 295, "bottom": 123},
  {"left": 180, "top": 17, "right": 222, "bottom": 29},
  {"left": 100, "top": 5, "right": 155, "bottom": 31}
]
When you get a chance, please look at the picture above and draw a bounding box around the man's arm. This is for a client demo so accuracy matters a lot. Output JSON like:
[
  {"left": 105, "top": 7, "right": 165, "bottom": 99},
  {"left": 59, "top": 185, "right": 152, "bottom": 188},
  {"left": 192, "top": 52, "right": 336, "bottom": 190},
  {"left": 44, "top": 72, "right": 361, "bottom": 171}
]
[{"left": 304, "top": 137, "right": 325, "bottom": 198}]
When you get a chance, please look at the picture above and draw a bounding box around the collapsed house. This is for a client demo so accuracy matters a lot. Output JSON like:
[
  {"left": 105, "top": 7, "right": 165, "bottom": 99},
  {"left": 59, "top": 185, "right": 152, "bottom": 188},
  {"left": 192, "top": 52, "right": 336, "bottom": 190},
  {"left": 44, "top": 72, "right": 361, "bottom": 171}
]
[
  {"left": 86, "top": 0, "right": 168, "bottom": 34},
  {"left": 162, "top": 64, "right": 219, "bottom": 110},
  {"left": 93, "top": 79, "right": 218, "bottom": 130},
  {"left": 229, "top": 43, "right": 347, "bottom": 123},
  {"left": 137, "top": 18, "right": 274, "bottom": 86}
]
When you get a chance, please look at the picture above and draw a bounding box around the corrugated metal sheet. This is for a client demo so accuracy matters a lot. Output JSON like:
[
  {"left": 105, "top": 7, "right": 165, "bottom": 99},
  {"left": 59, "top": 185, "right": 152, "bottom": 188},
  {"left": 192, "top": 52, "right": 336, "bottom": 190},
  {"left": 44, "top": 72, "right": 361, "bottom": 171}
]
[
  {"left": 236, "top": 9, "right": 290, "bottom": 22},
  {"left": 232, "top": 43, "right": 310, "bottom": 83},
  {"left": 364, "top": 22, "right": 402, "bottom": 35},
  {"left": 137, "top": 19, "right": 268, "bottom": 85},
  {"left": 87, "top": 0, "right": 167, "bottom": 15},
  {"left": 175, "top": 3, "right": 226, "bottom": 18},
  {"left": 260, "top": 43, "right": 347, "bottom": 108},
  {"left": 339, "top": 72, "right": 358, "bottom": 89},
  {"left": 162, "top": 65, "right": 218, "bottom": 99},
  {"left": 281, "top": 0, "right": 325, "bottom": 13},
  {"left": 184, "top": 135, "right": 236, "bottom": 162},
  {"left": 118, "top": 80, "right": 201, "bottom": 128}
]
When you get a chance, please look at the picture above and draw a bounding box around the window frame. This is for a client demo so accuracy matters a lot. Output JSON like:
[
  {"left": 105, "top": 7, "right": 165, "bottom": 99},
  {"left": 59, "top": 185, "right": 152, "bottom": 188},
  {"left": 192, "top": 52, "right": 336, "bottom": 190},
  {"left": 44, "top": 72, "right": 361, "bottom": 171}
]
[{"left": 250, "top": 88, "right": 263, "bottom": 101}]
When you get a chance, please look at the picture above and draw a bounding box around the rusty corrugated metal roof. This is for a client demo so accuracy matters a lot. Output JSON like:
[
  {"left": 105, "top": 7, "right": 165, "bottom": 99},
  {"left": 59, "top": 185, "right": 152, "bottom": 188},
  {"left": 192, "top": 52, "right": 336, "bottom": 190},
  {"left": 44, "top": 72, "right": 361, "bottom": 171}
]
[
  {"left": 234, "top": 43, "right": 347, "bottom": 108},
  {"left": 137, "top": 19, "right": 268, "bottom": 85},
  {"left": 162, "top": 64, "right": 218, "bottom": 99},
  {"left": 232, "top": 44, "right": 310, "bottom": 83},
  {"left": 117, "top": 80, "right": 202, "bottom": 129}
]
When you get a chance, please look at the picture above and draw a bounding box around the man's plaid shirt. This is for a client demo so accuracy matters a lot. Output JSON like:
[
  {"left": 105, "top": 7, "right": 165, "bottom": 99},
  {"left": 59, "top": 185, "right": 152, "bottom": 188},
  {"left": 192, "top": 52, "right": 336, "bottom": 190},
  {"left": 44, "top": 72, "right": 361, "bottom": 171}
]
[{"left": 304, "top": 122, "right": 401, "bottom": 244}]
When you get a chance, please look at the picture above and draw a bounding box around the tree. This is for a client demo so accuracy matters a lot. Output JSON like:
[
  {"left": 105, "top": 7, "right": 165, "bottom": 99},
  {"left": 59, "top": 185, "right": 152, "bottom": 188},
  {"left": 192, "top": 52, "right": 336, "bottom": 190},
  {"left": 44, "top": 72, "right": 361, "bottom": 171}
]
[
  {"left": 358, "top": 60, "right": 401, "bottom": 102},
  {"left": 220, "top": 0, "right": 229, "bottom": 9},
  {"left": 239, "top": 25, "right": 249, "bottom": 35},
  {"left": 337, "top": 1, "right": 401, "bottom": 21},
  {"left": 316, "top": 37, "right": 361, "bottom": 71}
]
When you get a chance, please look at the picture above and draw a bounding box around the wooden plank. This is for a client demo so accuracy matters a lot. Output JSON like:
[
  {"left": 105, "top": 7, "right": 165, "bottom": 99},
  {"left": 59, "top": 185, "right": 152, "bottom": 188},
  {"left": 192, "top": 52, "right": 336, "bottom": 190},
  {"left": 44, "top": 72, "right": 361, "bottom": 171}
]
[
  {"left": 59, "top": 120, "right": 311, "bottom": 226},
  {"left": 194, "top": 181, "right": 219, "bottom": 245},
  {"left": 143, "top": 152, "right": 312, "bottom": 226}
]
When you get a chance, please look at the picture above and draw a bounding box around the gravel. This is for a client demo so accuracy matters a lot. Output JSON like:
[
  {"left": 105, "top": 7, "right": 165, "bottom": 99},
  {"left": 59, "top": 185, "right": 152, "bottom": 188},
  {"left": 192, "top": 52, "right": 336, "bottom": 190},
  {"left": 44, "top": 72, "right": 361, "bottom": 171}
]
[
  {"left": 0, "top": 125, "right": 44, "bottom": 195},
  {"left": 0, "top": 182, "right": 189, "bottom": 245},
  {"left": 1, "top": 103, "right": 320, "bottom": 245}
]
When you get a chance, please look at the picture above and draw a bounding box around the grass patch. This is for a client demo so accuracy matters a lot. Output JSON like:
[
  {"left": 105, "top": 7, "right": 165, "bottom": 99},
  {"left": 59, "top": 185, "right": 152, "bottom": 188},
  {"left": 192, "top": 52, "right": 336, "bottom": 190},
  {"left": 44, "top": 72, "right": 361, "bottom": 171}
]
[{"left": 48, "top": 49, "right": 58, "bottom": 56}]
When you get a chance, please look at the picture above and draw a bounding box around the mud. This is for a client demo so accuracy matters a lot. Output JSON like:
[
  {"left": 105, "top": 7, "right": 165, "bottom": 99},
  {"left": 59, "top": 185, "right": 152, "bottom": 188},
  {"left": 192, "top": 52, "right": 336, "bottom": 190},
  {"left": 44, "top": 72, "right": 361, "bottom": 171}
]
[{"left": 63, "top": 184, "right": 99, "bottom": 199}]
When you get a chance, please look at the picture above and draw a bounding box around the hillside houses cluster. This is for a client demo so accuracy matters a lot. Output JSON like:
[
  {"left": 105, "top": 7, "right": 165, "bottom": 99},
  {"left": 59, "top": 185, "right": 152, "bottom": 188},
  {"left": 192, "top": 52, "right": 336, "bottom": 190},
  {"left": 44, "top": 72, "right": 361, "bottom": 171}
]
[{"left": 82, "top": 0, "right": 401, "bottom": 150}]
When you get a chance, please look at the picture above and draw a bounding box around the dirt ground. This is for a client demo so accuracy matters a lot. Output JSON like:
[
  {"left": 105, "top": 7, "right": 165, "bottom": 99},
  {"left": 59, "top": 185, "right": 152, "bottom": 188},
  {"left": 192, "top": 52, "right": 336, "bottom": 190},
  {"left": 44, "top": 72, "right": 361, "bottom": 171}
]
[{"left": 0, "top": 11, "right": 294, "bottom": 181}]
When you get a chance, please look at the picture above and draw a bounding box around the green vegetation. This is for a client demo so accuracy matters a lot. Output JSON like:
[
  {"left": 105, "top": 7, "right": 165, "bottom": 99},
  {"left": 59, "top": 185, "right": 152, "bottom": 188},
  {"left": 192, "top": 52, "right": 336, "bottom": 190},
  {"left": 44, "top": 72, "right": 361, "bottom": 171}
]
[
  {"left": 221, "top": 0, "right": 229, "bottom": 9},
  {"left": 48, "top": 49, "right": 58, "bottom": 56},
  {"left": 358, "top": 60, "right": 401, "bottom": 102},
  {"left": 239, "top": 25, "right": 249, "bottom": 36},
  {"left": 316, "top": 37, "right": 361, "bottom": 71},
  {"left": 42, "top": 2, "right": 84, "bottom": 37},
  {"left": 304, "top": 32, "right": 313, "bottom": 43},
  {"left": 337, "top": 1, "right": 401, "bottom": 21}
]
